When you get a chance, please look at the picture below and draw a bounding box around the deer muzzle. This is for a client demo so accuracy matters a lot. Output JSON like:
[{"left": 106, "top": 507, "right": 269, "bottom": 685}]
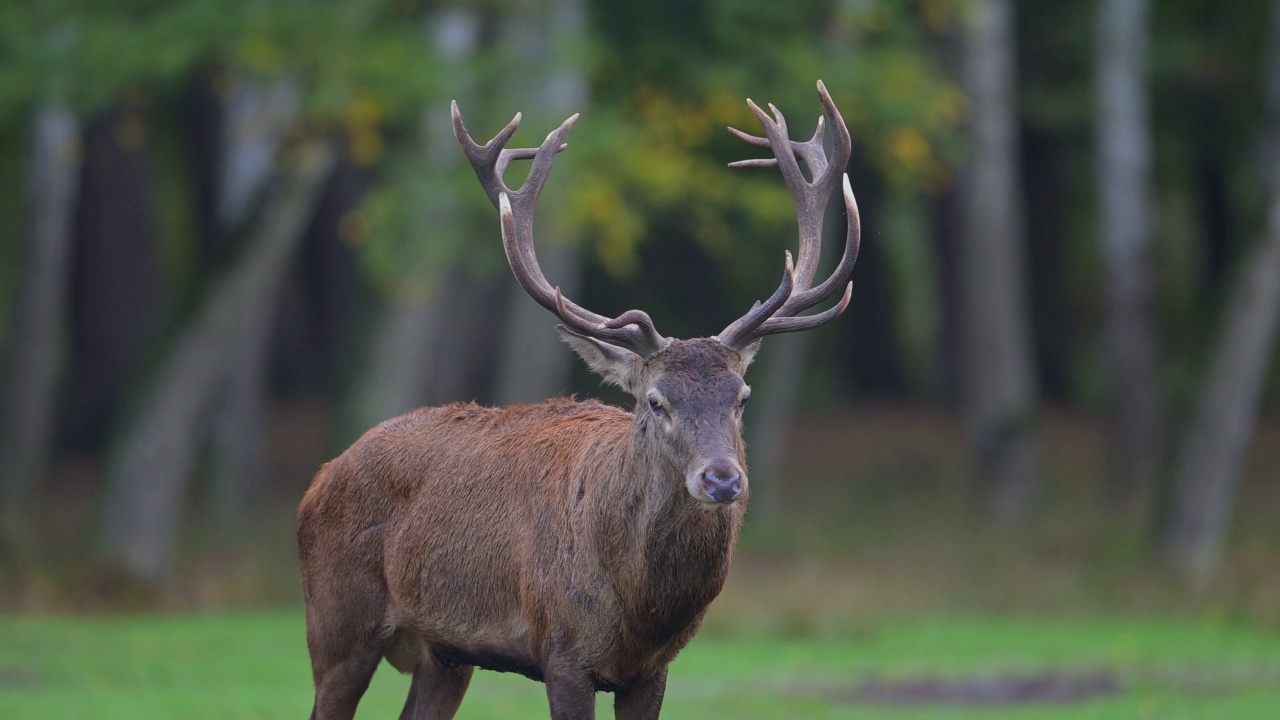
[{"left": 697, "top": 461, "right": 745, "bottom": 504}]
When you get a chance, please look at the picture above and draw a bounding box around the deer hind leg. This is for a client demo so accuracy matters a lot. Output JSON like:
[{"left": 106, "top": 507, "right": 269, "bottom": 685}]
[
  {"left": 307, "top": 642, "right": 385, "bottom": 720},
  {"left": 302, "top": 564, "right": 390, "bottom": 720},
  {"left": 397, "top": 657, "right": 474, "bottom": 720}
]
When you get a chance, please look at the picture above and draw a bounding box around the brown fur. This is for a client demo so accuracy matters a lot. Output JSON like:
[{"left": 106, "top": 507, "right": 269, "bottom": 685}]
[{"left": 298, "top": 338, "right": 752, "bottom": 720}]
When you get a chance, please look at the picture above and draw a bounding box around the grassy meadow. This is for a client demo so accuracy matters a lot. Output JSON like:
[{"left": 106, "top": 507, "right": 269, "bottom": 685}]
[{"left": 2, "top": 612, "right": 1279, "bottom": 719}]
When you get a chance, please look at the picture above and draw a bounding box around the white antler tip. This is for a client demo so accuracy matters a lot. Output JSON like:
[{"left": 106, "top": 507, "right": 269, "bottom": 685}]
[
  {"left": 842, "top": 174, "right": 859, "bottom": 210},
  {"left": 499, "top": 192, "right": 512, "bottom": 214}
]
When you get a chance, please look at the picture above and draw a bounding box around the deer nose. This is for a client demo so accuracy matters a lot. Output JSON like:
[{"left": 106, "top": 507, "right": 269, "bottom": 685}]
[{"left": 700, "top": 463, "right": 743, "bottom": 504}]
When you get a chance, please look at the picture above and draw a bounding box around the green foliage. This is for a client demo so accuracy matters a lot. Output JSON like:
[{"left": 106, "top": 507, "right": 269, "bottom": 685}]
[
  {"left": 3, "top": 0, "right": 1272, "bottom": 408},
  {"left": 0, "top": 0, "right": 968, "bottom": 340},
  {"left": 2, "top": 613, "right": 1278, "bottom": 718},
  {"left": 355, "top": 139, "right": 508, "bottom": 297},
  {"left": 0, "top": 0, "right": 442, "bottom": 126}
]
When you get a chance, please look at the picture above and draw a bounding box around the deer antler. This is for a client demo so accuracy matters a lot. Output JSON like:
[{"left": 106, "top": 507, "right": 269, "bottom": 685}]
[
  {"left": 716, "top": 81, "right": 861, "bottom": 350},
  {"left": 453, "top": 102, "right": 669, "bottom": 358}
]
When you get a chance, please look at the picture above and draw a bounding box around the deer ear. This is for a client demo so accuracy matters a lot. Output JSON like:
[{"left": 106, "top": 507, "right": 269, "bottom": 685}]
[{"left": 557, "top": 325, "right": 645, "bottom": 394}]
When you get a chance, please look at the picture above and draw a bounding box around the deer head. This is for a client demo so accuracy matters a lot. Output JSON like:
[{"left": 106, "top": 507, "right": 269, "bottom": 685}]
[{"left": 452, "top": 80, "right": 860, "bottom": 507}]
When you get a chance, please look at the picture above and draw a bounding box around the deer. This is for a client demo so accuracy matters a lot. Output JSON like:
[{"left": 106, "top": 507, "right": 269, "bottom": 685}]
[{"left": 297, "top": 80, "right": 860, "bottom": 720}]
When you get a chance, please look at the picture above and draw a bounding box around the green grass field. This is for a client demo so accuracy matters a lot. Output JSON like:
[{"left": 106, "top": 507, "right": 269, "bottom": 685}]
[{"left": 2, "top": 613, "right": 1278, "bottom": 719}]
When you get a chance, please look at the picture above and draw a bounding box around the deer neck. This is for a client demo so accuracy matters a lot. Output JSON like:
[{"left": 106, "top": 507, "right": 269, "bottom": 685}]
[{"left": 585, "top": 417, "right": 743, "bottom": 637}]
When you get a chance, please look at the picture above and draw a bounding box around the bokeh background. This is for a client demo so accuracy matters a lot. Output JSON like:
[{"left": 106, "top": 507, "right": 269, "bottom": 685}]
[{"left": 1, "top": 0, "right": 1280, "bottom": 715}]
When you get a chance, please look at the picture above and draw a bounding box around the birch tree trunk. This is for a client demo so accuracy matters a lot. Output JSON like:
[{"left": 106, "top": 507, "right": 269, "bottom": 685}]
[
  {"left": 98, "top": 142, "right": 334, "bottom": 583},
  {"left": 1096, "top": 0, "right": 1164, "bottom": 505},
  {"left": 206, "top": 76, "right": 301, "bottom": 528},
  {"left": 959, "top": 0, "right": 1042, "bottom": 524},
  {"left": 0, "top": 105, "right": 80, "bottom": 543},
  {"left": 1161, "top": 181, "right": 1280, "bottom": 585},
  {"left": 1160, "top": 0, "right": 1280, "bottom": 584},
  {"left": 492, "top": 0, "right": 587, "bottom": 405},
  {"left": 348, "top": 6, "right": 482, "bottom": 432}
]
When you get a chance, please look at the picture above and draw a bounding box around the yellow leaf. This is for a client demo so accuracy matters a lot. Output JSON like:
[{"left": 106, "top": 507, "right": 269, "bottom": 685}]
[{"left": 890, "top": 127, "right": 931, "bottom": 169}]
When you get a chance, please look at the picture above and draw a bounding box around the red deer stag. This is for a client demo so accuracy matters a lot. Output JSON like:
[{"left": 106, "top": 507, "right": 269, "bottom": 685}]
[{"left": 298, "top": 80, "right": 860, "bottom": 720}]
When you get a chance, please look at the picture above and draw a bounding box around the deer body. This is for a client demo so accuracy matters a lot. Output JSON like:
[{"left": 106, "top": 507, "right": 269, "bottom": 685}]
[
  {"left": 299, "top": 366, "right": 743, "bottom": 687},
  {"left": 300, "top": 82, "right": 860, "bottom": 719}
]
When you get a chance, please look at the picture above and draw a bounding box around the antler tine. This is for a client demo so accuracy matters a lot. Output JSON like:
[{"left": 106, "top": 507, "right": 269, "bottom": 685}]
[
  {"left": 728, "top": 82, "right": 848, "bottom": 294},
  {"left": 776, "top": 81, "right": 854, "bottom": 312},
  {"left": 718, "top": 81, "right": 860, "bottom": 351},
  {"left": 755, "top": 282, "right": 853, "bottom": 336},
  {"left": 553, "top": 290, "right": 666, "bottom": 357},
  {"left": 495, "top": 193, "right": 666, "bottom": 358},
  {"left": 451, "top": 101, "right": 522, "bottom": 208},
  {"left": 716, "top": 252, "right": 796, "bottom": 349},
  {"left": 463, "top": 100, "right": 670, "bottom": 359},
  {"left": 782, "top": 174, "right": 861, "bottom": 315},
  {"left": 450, "top": 101, "right": 574, "bottom": 212},
  {"left": 601, "top": 310, "right": 667, "bottom": 351},
  {"left": 726, "top": 116, "right": 827, "bottom": 172},
  {"left": 721, "top": 176, "right": 860, "bottom": 347},
  {"left": 456, "top": 102, "right": 590, "bottom": 312}
]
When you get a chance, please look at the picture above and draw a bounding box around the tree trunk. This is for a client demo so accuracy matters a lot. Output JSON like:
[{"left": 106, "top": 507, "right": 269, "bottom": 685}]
[
  {"left": 350, "top": 269, "right": 490, "bottom": 432},
  {"left": 0, "top": 105, "right": 80, "bottom": 543},
  {"left": 1161, "top": 180, "right": 1280, "bottom": 585},
  {"left": 492, "top": 0, "right": 587, "bottom": 405},
  {"left": 217, "top": 76, "right": 302, "bottom": 234},
  {"left": 97, "top": 142, "right": 334, "bottom": 583},
  {"left": 959, "top": 0, "right": 1041, "bottom": 524},
  {"left": 352, "top": 288, "right": 447, "bottom": 431},
  {"left": 931, "top": 183, "right": 963, "bottom": 399},
  {"left": 1160, "top": 0, "right": 1280, "bottom": 585},
  {"left": 64, "top": 106, "right": 165, "bottom": 453},
  {"left": 346, "top": 6, "right": 481, "bottom": 433},
  {"left": 207, "top": 75, "right": 301, "bottom": 529},
  {"left": 494, "top": 248, "right": 582, "bottom": 404},
  {"left": 206, "top": 282, "right": 275, "bottom": 528},
  {"left": 744, "top": 332, "right": 811, "bottom": 521},
  {"left": 1096, "top": 0, "right": 1164, "bottom": 505}
]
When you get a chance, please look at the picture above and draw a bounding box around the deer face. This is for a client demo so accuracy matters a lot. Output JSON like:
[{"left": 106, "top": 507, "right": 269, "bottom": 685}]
[{"left": 559, "top": 332, "right": 753, "bottom": 506}]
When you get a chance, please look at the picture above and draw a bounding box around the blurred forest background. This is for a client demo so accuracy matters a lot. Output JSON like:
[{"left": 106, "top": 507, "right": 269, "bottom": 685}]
[{"left": 0, "top": 0, "right": 1278, "bottom": 624}]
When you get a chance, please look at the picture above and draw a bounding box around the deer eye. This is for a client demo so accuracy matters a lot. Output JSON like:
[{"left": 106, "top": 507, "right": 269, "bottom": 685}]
[
  {"left": 648, "top": 397, "right": 667, "bottom": 416},
  {"left": 738, "top": 394, "right": 750, "bottom": 410}
]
